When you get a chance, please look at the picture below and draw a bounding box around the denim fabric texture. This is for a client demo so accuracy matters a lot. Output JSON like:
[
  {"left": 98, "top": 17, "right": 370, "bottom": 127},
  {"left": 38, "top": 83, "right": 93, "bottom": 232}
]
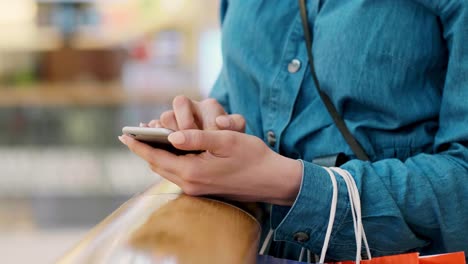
[{"left": 210, "top": 0, "right": 468, "bottom": 261}]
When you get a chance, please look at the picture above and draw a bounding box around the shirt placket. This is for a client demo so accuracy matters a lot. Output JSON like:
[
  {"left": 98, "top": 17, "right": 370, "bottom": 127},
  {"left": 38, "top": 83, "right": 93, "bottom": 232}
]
[{"left": 264, "top": 1, "right": 320, "bottom": 153}]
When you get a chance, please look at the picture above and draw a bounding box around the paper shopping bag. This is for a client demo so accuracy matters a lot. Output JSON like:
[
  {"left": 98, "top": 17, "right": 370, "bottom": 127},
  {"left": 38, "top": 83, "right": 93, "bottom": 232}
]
[
  {"left": 338, "top": 252, "right": 419, "bottom": 264},
  {"left": 338, "top": 251, "right": 465, "bottom": 264},
  {"left": 258, "top": 168, "right": 466, "bottom": 264},
  {"left": 419, "top": 251, "right": 466, "bottom": 264}
]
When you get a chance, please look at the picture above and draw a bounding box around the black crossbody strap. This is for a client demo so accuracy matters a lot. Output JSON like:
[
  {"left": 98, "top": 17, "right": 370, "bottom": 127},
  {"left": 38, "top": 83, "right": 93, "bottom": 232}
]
[{"left": 299, "top": 0, "right": 370, "bottom": 161}]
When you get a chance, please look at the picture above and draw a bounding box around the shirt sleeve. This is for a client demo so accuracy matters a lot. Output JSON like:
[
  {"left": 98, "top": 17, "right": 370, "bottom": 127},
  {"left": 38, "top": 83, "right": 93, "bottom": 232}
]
[
  {"left": 208, "top": 0, "right": 231, "bottom": 113},
  {"left": 271, "top": 1, "right": 468, "bottom": 260}
]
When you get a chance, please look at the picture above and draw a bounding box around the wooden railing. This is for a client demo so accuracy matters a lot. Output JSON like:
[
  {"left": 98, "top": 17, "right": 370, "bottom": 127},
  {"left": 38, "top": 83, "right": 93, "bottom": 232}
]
[{"left": 57, "top": 181, "right": 261, "bottom": 264}]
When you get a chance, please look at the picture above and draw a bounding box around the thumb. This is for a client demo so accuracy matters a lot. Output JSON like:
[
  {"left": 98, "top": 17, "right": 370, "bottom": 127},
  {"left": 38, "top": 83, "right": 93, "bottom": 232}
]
[
  {"left": 168, "top": 130, "right": 234, "bottom": 154},
  {"left": 215, "top": 114, "right": 246, "bottom": 132}
]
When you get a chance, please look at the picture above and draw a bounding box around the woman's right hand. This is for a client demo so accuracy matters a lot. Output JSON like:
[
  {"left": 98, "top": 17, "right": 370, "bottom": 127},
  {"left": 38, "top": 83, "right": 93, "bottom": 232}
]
[{"left": 146, "top": 95, "right": 246, "bottom": 133}]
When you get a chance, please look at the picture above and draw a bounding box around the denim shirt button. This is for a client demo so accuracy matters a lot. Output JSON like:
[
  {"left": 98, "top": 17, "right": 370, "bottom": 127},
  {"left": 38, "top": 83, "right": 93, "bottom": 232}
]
[
  {"left": 267, "top": 130, "right": 276, "bottom": 147},
  {"left": 293, "top": 231, "right": 309, "bottom": 243},
  {"left": 288, "top": 59, "right": 301, "bottom": 73}
]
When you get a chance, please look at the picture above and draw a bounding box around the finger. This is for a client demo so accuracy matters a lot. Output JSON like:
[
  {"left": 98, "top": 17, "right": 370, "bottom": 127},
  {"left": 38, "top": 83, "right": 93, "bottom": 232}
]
[
  {"left": 140, "top": 122, "right": 149, "bottom": 127},
  {"left": 215, "top": 114, "right": 246, "bottom": 132},
  {"left": 197, "top": 98, "right": 226, "bottom": 130},
  {"left": 147, "top": 120, "right": 162, "bottom": 128},
  {"left": 172, "top": 95, "right": 198, "bottom": 130},
  {"left": 160, "top": 110, "right": 179, "bottom": 130},
  {"left": 121, "top": 135, "right": 205, "bottom": 181},
  {"left": 119, "top": 135, "right": 180, "bottom": 173},
  {"left": 149, "top": 165, "right": 184, "bottom": 187},
  {"left": 168, "top": 130, "right": 235, "bottom": 155}
]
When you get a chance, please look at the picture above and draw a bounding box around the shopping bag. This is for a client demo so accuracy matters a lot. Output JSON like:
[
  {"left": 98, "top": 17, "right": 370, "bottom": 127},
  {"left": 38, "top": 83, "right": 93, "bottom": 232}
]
[
  {"left": 337, "top": 252, "right": 419, "bottom": 264},
  {"left": 419, "top": 251, "right": 466, "bottom": 264},
  {"left": 258, "top": 251, "right": 466, "bottom": 264},
  {"left": 257, "top": 167, "right": 466, "bottom": 264},
  {"left": 258, "top": 254, "right": 412, "bottom": 264},
  {"left": 338, "top": 251, "right": 466, "bottom": 264}
]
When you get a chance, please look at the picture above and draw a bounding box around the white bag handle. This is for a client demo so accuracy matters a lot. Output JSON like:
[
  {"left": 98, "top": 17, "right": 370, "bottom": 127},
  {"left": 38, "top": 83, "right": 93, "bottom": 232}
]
[
  {"left": 319, "top": 167, "right": 372, "bottom": 263},
  {"left": 259, "top": 167, "right": 372, "bottom": 264}
]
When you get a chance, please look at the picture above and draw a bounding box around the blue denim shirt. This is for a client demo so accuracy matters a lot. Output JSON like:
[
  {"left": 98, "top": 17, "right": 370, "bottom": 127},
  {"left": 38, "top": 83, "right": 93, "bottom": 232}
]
[{"left": 210, "top": 0, "right": 468, "bottom": 261}]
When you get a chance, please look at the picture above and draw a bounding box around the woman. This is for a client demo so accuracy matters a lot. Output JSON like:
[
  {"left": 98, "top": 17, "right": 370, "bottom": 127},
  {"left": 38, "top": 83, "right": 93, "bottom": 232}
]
[{"left": 119, "top": 0, "right": 468, "bottom": 261}]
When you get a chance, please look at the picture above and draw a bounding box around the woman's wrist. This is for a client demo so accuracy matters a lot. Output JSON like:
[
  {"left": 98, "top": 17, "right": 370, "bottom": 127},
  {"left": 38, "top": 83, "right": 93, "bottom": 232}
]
[{"left": 266, "top": 154, "right": 303, "bottom": 206}]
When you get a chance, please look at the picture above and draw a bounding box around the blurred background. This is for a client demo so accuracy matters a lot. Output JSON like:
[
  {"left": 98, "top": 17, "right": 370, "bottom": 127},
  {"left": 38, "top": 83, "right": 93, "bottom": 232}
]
[{"left": 0, "top": 0, "right": 221, "bottom": 263}]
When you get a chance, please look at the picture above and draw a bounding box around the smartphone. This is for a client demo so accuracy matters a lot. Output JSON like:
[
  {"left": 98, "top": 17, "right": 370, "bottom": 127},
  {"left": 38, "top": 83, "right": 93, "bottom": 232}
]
[{"left": 122, "top": 126, "right": 201, "bottom": 155}]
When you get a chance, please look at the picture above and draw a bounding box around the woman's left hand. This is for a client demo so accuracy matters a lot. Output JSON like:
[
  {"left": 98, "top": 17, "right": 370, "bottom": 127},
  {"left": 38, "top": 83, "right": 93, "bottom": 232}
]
[{"left": 119, "top": 129, "right": 302, "bottom": 205}]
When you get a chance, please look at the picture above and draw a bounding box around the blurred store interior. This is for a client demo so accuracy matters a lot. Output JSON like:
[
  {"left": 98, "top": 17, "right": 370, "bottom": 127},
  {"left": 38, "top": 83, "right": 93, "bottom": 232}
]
[{"left": 0, "top": 0, "right": 221, "bottom": 263}]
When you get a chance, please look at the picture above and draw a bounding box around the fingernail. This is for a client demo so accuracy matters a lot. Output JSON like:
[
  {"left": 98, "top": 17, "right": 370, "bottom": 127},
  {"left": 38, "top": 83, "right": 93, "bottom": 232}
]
[
  {"left": 148, "top": 121, "right": 159, "bottom": 128},
  {"left": 139, "top": 122, "right": 147, "bottom": 127},
  {"left": 216, "top": 116, "right": 231, "bottom": 128},
  {"left": 118, "top": 136, "right": 127, "bottom": 145},
  {"left": 168, "top": 132, "right": 185, "bottom": 145}
]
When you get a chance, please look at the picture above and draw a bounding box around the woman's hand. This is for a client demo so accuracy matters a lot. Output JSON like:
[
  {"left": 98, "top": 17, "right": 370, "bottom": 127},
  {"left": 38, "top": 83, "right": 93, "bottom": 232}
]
[
  {"left": 146, "top": 95, "right": 245, "bottom": 132},
  {"left": 119, "top": 129, "right": 302, "bottom": 205}
]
